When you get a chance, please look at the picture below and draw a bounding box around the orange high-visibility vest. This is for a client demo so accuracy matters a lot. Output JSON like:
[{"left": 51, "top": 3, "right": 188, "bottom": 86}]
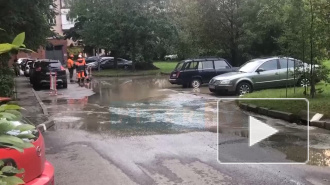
[
  {"left": 75, "top": 59, "right": 86, "bottom": 72},
  {"left": 67, "top": 59, "right": 74, "bottom": 69}
]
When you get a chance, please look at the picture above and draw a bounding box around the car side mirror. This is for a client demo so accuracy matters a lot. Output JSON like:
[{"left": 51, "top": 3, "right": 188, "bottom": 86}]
[{"left": 256, "top": 68, "right": 265, "bottom": 73}]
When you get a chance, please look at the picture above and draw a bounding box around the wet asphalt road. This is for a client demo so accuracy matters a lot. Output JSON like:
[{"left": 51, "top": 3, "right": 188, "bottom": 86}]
[{"left": 37, "top": 76, "right": 330, "bottom": 185}]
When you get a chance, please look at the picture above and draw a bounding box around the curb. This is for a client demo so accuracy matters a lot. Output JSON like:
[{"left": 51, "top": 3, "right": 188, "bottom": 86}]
[
  {"left": 31, "top": 86, "right": 54, "bottom": 131},
  {"left": 36, "top": 119, "right": 55, "bottom": 132},
  {"left": 238, "top": 101, "right": 330, "bottom": 130},
  {"left": 32, "top": 88, "right": 48, "bottom": 116}
]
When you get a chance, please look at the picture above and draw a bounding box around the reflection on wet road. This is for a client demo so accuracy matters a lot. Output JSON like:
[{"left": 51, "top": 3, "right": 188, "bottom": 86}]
[
  {"left": 41, "top": 76, "right": 220, "bottom": 135},
  {"left": 37, "top": 76, "right": 330, "bottom": 167}
]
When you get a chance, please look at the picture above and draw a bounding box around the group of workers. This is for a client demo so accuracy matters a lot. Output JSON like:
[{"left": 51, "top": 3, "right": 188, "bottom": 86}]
[{"left": 67, "top": 53, "right": 89, "bottom": 86}]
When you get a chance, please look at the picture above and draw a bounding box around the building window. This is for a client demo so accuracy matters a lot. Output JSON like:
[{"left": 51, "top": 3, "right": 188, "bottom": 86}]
[
  {"left": 66, "top": 15, "right": 74, "bottom": 23},
  {"left": 49, "top": 18, "right": 56, "bottom": 25}
]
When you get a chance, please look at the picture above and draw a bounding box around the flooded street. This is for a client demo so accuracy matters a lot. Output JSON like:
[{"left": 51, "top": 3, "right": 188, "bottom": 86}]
[{"left": 37, "top": 76, "right": 330, "bottom": 185}]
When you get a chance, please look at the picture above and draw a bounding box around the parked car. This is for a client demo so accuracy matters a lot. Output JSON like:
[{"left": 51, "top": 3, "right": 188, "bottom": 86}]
[
  {"left": 99, "top": 57, "right": 132, "bottom": 69},
  {"left": 31, "top": 59, "right": 67, "bottom": 89},
  {"left": 29, "top": 60, "right": 37, "bottom": 83},
  {"left": 209, "top": 57, "right": 318, "bottom": 95},
  {"left": 24, "top": 59, "right": 36, "bottom": 77},
  {"left": 17, "top": 58, "right": 30, "bottom": 65},
  {"left": 0, "top": 117, "right": 54, "bottom": 185},
  {"left": 86, "top": 57, "right": 132, "bottom": 70},
  {"left": 169, "top": 58, "right": 238, "bottom": 88},
  {"left": 165, "top": 54, "right": 178, "bottom": 61},
  {"left": 85, "top": 56, "right": 99, "bottom": 64}
]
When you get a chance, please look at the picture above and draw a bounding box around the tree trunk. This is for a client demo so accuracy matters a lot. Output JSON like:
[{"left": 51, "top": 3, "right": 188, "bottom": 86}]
[{"left": 309, "top": 0, "right": 316, "bottom": 98}]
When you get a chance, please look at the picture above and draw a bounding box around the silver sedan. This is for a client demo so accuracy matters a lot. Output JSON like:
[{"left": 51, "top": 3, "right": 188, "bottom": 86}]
[{"left": 209, "top": 57, "right": 316, "bottom": 95}]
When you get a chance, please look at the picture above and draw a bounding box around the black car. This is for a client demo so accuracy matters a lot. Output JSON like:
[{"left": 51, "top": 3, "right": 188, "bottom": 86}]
[
  {"left": 31, "top": 59, "right": 68, "bottom": 89},
  {"left": 29, "top": 60, "right": 37, "bottom": 84},
  {"left": 169, "top": 58, "right": 238, "bottom": 88}
]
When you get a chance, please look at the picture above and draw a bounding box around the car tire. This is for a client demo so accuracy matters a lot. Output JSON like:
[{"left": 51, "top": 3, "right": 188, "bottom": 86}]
[
  {"left": 191, "top": 79, "right": 201, "bottom": 88},
  {"left": 33, "top": 82, "right": 40, "bottom": 90},
  {"left": 298, "top": 78, "right": 310, "bottom": 87},
  {"left": 236, "top": 82, "right": 252, "bottom": 96},
  {"left": 63, "top": 81, "right": 68, "bottom": 89}
]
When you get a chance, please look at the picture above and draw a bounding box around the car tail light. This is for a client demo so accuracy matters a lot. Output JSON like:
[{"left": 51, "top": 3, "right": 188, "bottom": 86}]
[
  {"left": 176, "top": 71, "right": 180, "bottom": 78},
  {"left": 60, "top": 66, "right": 65, "bottom": 71},
  {"left": 36, "top": 67, "right": 41, "bottom": 71}
]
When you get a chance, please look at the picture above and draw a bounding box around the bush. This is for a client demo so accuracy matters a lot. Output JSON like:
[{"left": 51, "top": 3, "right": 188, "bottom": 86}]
[{"left": 0, "top": 55, "right": 14, "bottom": 97}]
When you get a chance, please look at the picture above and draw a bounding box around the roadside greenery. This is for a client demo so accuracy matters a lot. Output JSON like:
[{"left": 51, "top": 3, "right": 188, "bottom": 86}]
[
  {"left": 66, "top": 0, "right": 330, "bottom": 98},
  {"left": 93, "top": 61, "right": 177, "bottom": 77},
  {"left": 243, "top": 84, "right": 330, "bottom": 117},
  {"left": 0, "top": 0, "right": 55, "bottom": 51},
  {"left": 93, "top": 69, "right": 162, "bottom": 77},
  {"left": 0, "top": 32, "right": 33, "bottom": 97},
  {"left": 243, "top": 61, "right": 330, "bottom": 116},
  {"left": 0, "top": 104, "right": 37, "bottom": 185}
]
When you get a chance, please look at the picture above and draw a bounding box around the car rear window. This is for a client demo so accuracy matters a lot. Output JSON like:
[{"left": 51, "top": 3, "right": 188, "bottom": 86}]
[
  {"left": 175, "top": 62, "right": 184, "bottom": 70},
  {"left": 214, "top": 60, "right": 229, "bottom": 69},
  {"left": 38, "top": 62, "right": 61, "bottom": 68}
]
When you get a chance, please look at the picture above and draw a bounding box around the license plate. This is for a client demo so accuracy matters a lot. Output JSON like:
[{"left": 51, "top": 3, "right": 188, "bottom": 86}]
[
  {"left": 46, "top": 72, "right": 50, "bottom": 75},
  {"left": 209, "top": 85, "right": 215, "bottom": 89}
]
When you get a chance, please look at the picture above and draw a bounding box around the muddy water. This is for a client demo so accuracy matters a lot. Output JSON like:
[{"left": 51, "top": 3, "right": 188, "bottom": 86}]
[
  {"left": 45, "top": 76, "right": 220, "bottom": 135},
  {"left": 40, "top": 76, "right": 330, "bottom": 166}
]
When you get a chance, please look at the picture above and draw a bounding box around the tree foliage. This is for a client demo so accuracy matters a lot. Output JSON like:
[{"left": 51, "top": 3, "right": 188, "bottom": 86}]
[
  {"left": 0, "top": 0, "right": 56, "bottom": 50},
  {"left": 68, "top": 0, "right": 177, "bottom": 68}
]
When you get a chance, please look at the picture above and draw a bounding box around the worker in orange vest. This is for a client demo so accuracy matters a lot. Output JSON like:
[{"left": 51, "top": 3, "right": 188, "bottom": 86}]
[
  {"left": 67, "top": 54, "right": 75, "bottom": 83},
  {"left": 75, "top": 55, "right": 86, "bottom": 86}
]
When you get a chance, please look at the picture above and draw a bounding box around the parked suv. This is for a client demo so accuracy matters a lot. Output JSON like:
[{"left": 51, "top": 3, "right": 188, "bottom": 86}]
[
  {"left": 209, "top": 57, "right": 317, "bottom": 95},
  {"left": 31, "top": 59, "right": 67, "bottom": 89},
  {"left": 169, "top": 58, "right": 238, "bottom": 88}
]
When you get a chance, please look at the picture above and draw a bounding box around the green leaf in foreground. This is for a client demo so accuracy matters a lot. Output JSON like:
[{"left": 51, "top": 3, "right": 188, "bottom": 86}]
[
  {"left": 11, "top": 32, "right": 25, "bottom": 47},
  {"left": 0, "top": 43, "right": 18, "bottom": 55},
  {"left": 15, "top": 124, "right": 35, "bottom": 132},
  {"left": 1, "top": 166, "right": 24, "bottom": 174},
  {"left": 1, "top": 176, "right": 24, "bottom": 185},
  {"left": 0, "top": 135, "right": 23, "bottom": 145},
  {"left": 0, "top": 112, "right": 17, "bottom": 120},
  {"left": 0, "top": 120, "right": 15, "bottom": 133},
  {"left": 17, "top": 133, "right": 35, "bottom": 139},
  {"left": 0, "top": 105, "right": 21, "bottom": 111},
  {"left": 0, "top": 144, "right": 23, "bottom": 153},
  {"left": 4, "top": 110, "right": 22, "bottom": 120}
]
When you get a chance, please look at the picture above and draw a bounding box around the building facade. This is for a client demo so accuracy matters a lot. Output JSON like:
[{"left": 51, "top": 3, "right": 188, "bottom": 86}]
[{"left": 16, "top": 0, "right": 75, "bottom": 64}]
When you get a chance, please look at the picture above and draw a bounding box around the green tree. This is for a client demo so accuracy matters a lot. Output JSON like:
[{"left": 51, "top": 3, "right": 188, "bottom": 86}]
[
  {"left": 69, "top": 0, "right": 177, "bottom": 69},
  {"left": 0, "top": 0, "right": 56, "bottom": 50}
]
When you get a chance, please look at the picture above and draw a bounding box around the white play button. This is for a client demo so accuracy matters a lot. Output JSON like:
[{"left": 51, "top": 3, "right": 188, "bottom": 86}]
[{"left": 249, "top": 116, "right": 278, "bottom": 147}]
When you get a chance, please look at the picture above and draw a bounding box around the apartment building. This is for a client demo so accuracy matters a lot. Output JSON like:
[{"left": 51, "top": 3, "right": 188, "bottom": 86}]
[{"left": 17, "top": 0, "right": 75, "bottom": 64}]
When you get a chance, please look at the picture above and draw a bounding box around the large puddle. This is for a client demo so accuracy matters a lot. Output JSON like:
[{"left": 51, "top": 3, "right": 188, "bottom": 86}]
[{"left": 40, "top": 76, "right": 330, "bottom": 166}]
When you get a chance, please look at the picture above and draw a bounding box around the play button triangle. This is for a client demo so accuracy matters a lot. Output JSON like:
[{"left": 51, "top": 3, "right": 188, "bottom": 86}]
[{"left": 249, "top": 116, "right": 278, "bottom": 147}]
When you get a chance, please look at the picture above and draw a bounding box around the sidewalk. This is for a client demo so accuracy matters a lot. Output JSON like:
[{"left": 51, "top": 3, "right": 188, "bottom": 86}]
[{"left": 14, "top": 77, "right": 48, "bottom": 126}]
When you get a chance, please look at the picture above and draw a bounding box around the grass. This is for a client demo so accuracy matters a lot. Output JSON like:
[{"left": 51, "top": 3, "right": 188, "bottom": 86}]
[
  {"left": 243, "top": 60, "right": 330, "bottom": 117},
  {"left": 93, "top": 61, "right": 178, "bottom": 77},
  {"left": 153, "top": 61, "right": 178, "bottom": 73},
  {"left": 242, "top": 84, "right": 330, "bottom": 116}
]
